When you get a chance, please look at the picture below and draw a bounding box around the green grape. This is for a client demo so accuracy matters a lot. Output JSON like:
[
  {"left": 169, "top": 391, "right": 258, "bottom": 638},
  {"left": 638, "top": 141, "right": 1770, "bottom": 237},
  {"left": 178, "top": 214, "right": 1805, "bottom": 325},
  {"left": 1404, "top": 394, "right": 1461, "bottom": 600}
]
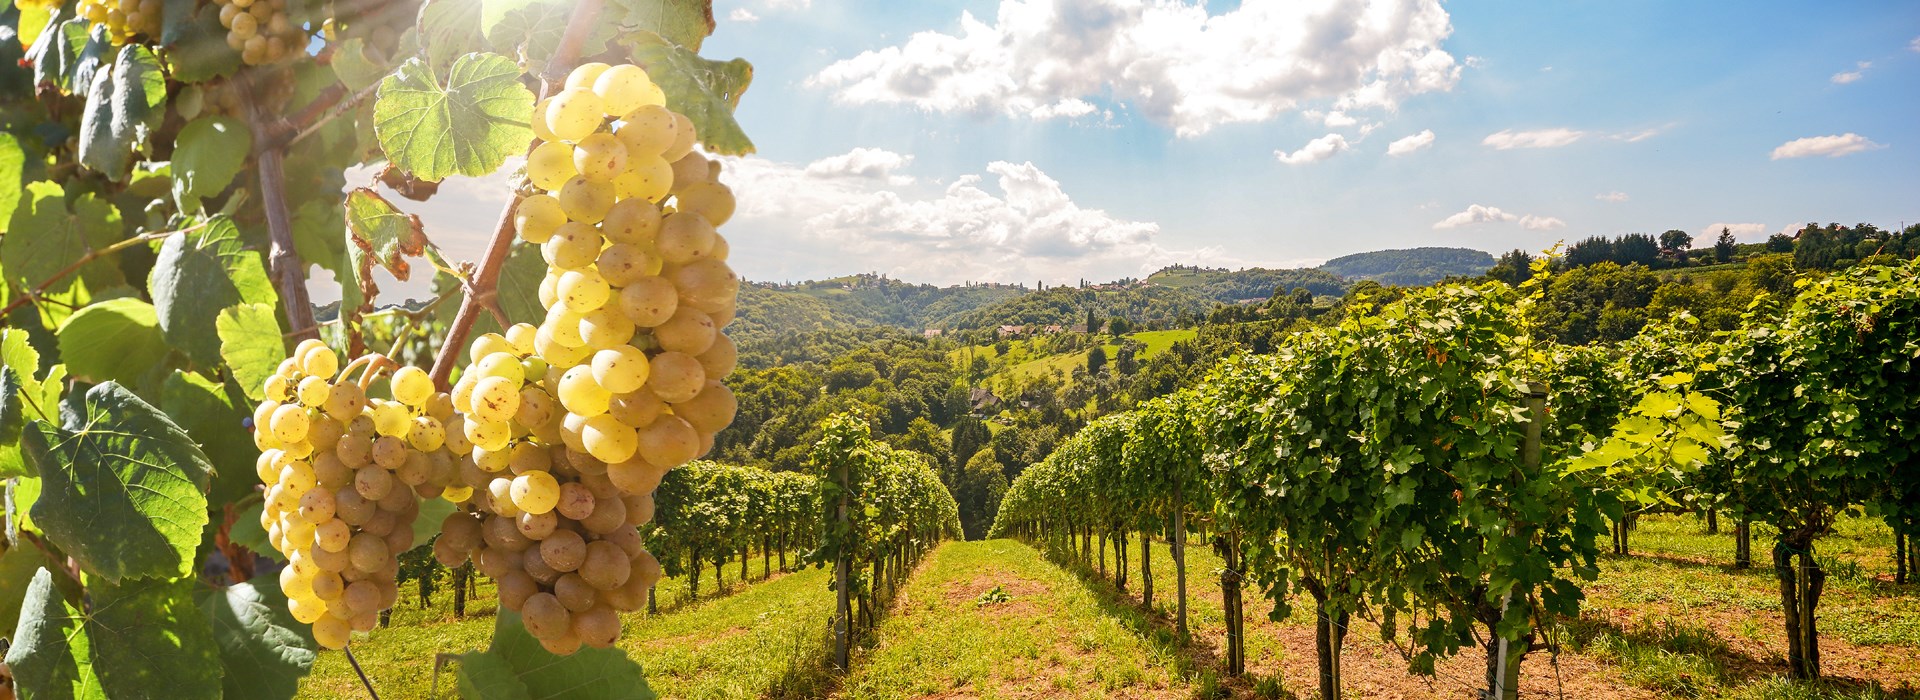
[
  {"left": 601, "top": 198, "right": 662, "bottom": 245},
  {"left": 572, "top": 133, "right": 628, "bottom": 183},
  {"left": 469, "top": 377, "right": 523, "bottom": 423},
  {"left": 391, "top": 366, "right": 434, "bottom": 407},
  {"left": 546, "top": 88, "right": 607, "bottom": 142},
  {"left": 592, "top": 65, "right": 655, "bottom": 118},
  {"left": 617, "top": 276, "right": 679, "bottom": 328},
  {"left": 617, "top": 105, "right": 677, "bottom": 158},
  {"left": 558, "top": 365, "right": 613, "bottom": 417},
  {"left": 541, "top": 222, "right": 603, "bottom": 270},
  {"left": 653, "top": 307, "right": 716, "bottom": 355},
  {"left": 526, "top": 141, "right": 578, "bottom": 191},
  {"left": 557, "top": 176, "right": 616, "bottom": 223},
  {"left": 590, "top": 346, "right": 650, "bottom": 395},
  {"left": 557, "top": 270, "right": 612, "bottom": 312},
  {"left": 656, "top": 213, "right": 717, "bottom": 265},
  {"left": 582, "top": 414, "right": 638, "bottom": 464},
  {"left": 645, "top": 351, "right": 705, "bottom": 403},
  {"left": 565, "top": 62, "right": 612, "bottom": 91},
  {"left": 515, "top": 194, "right": 568, "bottom": 244},
  {"left": 673, "top": 181, "right": 736, "bottom": 227},
  {"left": 511, "top": 471, "right": 561, "bottom": 515}
]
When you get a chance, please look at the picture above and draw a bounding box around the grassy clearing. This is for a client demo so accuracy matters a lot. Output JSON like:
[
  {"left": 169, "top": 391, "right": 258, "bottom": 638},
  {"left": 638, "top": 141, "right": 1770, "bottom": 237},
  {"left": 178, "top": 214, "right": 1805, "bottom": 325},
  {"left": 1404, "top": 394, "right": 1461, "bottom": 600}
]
[
  {"left": 839, "top": 539, "right": 1196, "bottom": 699},
  {"left": 296, "top": 552, "right": 830, "bottom": 699}
]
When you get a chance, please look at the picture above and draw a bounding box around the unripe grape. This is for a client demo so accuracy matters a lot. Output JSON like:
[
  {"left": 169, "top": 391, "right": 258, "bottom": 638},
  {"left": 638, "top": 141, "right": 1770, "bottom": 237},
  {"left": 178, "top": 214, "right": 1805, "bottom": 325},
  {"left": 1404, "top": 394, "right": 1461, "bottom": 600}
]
[
  {"left": 511, "top": 471, "right": 561, "bottom": 514},
  {"left": 572, "top": 132, "right": 628, "bottom": 183},
  {"left": 557, "top": 176, "right": 616, "bottom": 223},
  {"left": 526, "top": 141, "right": 577, "bottom": 191},
  {"left": 645, "top": 352, "right": 706, "bottom": 403},
  {"left": 601, "top": 198, "right": 661, "bottom": 245},
  {"left": 545, "top": 88, "right": 606, "bottom": 142},
  {"left": 617, "top": 277, "right": 679, "bottom": 328}
]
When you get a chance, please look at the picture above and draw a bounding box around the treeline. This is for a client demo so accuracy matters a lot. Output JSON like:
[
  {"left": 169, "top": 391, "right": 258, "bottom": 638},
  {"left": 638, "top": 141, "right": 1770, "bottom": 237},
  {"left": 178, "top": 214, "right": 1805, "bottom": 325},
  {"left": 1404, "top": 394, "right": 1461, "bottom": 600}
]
[{"left": 1318, "top": 246, "right": 1496, "bottom": 285}]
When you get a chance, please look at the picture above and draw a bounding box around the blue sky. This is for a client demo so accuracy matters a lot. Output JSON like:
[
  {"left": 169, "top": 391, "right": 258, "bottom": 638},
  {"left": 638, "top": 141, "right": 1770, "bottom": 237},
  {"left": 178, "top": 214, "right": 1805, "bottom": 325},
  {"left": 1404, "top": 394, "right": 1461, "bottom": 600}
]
[{"left": 331, "top": 1, "right": 1920, "bottom": 301}]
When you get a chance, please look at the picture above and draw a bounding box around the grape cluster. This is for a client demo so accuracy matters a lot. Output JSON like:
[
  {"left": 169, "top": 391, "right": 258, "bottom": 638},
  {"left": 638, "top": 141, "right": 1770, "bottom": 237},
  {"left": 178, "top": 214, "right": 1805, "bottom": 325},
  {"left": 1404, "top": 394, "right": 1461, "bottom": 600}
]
[
  {"left": 77, "top": 0, "right": 164, "bottom": 44},
  {"left": 254, "top": 341, "right": 465, "bottom": 650},
  {"left": 214, "top": 0, "right": 301, "bottom": 65},
  {"left": 425, "top": 61, "right": 740, "bottom": 654}
]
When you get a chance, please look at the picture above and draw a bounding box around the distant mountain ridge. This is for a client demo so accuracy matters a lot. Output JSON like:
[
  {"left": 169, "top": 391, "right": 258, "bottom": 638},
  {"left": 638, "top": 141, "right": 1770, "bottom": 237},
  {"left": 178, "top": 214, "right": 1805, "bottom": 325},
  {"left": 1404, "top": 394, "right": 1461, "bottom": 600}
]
[{"left": 1318, "top": 247, "right": 1496, "bottom": 286}]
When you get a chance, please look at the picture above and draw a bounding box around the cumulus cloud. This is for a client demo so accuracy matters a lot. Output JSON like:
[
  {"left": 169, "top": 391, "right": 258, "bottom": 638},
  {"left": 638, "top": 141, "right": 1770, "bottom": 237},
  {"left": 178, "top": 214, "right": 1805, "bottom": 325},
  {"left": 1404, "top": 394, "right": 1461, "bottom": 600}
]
[
  {"left": 728, "top": 8, "right": 759, "bottom": 22},
  {"left": 1830, "top": 61, "right": 1871, "bottom": 84},
  {"left": 1770, "top": 133, "right": 1885, "bottom": 159},
  {"left": 1699, "top": 222, "right": 1768, "bottom": 242},
  {"left": 1386, "top": 129, "right": 1434, "bottom": 155},
  {"left": 1275, "top": 133, "right": 1351, "bottom": 165},
  {"left": 1432, "top": 204, "right": 1562, "bottom": 230},
  {"left": 1519, "top": 215, "right": 1565, "bottom": 231},
  {"left": 1482, "top": 128, "right": 1584, "bottom": 149},
  {"left": 807, "top": 0, "right": 1462, "bottom": 137},
  {"left": 1595, "top": 191, "right": 1629, "bottom": 203},
  {"left": 721, "top": 150, "right": 1240, "bottom": 284}
]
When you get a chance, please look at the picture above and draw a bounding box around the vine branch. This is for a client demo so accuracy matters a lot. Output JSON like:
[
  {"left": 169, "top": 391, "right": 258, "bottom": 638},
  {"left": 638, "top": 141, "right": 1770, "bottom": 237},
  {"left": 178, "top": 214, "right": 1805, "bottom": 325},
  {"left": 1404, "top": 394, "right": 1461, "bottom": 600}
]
[
  {"left": 0, "top": 226, "right": 202, "bottom": 317},
  {"left": 428, "top": 0, "right": 608, "bottom": 389},
  {"left": 244, "top": 73, "right": 322, "bottom": 345}
]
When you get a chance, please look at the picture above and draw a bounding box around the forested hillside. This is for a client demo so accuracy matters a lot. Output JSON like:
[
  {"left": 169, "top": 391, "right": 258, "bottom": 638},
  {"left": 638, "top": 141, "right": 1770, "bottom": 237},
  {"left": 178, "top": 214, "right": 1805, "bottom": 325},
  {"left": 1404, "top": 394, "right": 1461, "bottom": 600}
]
[{"left": 1319, "top": 246, "right": 1496, "bottom": 284}]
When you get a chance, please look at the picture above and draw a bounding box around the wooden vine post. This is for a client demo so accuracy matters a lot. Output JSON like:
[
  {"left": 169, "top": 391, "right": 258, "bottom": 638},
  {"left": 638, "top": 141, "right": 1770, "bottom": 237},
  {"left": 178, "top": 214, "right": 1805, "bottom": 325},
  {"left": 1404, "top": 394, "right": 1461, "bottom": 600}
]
[
  {"left": 1489, "top": 381, "right": 1547, "bottom": 700},
  {"left": 833, "top": 450, "right": 852, "bottom": 671},
  {"left": 1173, "top": 481, "right": 1187, "bottom": 639}
]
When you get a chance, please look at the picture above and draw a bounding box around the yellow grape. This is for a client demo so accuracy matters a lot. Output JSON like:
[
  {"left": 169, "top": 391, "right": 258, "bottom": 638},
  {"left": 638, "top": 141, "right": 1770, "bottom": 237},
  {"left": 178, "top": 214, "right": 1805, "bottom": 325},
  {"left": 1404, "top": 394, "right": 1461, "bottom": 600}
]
[
  {"left": 469, "top": 333, "right": 515, "bottom": 365},
  {"left": 591, "top": 64, "right": 654, "bottom": 118},
  {"left": 557, "top": 270, "right": 611, "bottom": 312},
  {"left": 505, "top": 323, "right": 540, "bottom": 356},
  {"left": 469, "top": 377, "right": 523, "bottom": 423},
  {"left": 674, "top": 382, "right": 737, "bottom": 434},
  {"left": 271, "top": 404, "right": 310, "bottom": 444},
  {"left": 623, "top": 156, "right": 673, "bottom": 203},
  {"left": 577, "top": 308, "right": 636, "bottom": 350},
  {"left": 697, "top": 334, "right": 738, "bottom": 380},
  {"left": 673, "top": 182, "right": 735, "bottom": 227},
  {"left": 530, "top": 97, "right": 558, "bottom": 141},
  {"left": 312, "top": 616, "right": 350, "bottom": 650},
  {"left": 601, "top": 198, "right": 662, "bottom": 246},
  {"left": 546, "top": 88, "right": 607, "bottom": 142},
  {"left": 617, "top": 277, "right": 679, "bottom": 327},
  {"left": 544, "top": 307, "right": 587, "bottom": 348},
  {"left": 301, "top": 343, "right": 341, "bottom": 378},
  {"left": 572, "top": 133, "right": 628, "bottom": 183},
  {"left": 476, "top": 352, "right": 528, "bottom": 385},
  {"left": 565, "top": 62, "right": 611, "bottom": 91},
  {"left": 661, "top": 112, "right": 697, "bottom": 162},
  {"left": 511, "top": 471, "right": 561, "bottom": 515},
  {"left": 581, "top": 414, "right": 638, "bottom": 464},
  {"left": 558, "top": 365, "right": 612, "bottom": 417},
  {"left": 557, "top": 176, "right": 616, "bottom": 224},
  {"left": 295, "top": 376, "right": 329, "bottom": 406},
  {"left": 634, "top": 415, "right": 699, "bottom": 468},
  {"left": 391, "top": 366, "right": 434, "bottom": 407},
  {"left": 617, "top": 105, "right": 677, "bottom": 158},
  {"left": 653, "top": 307, "right": 716, "bottom": 356},
  {"left": 667, "top": 259, "right": 739, "bottom": 313},
  {"left": 596, "top": 244, "right": 658, "bottom": 287},
  {"left": 669, "top": 155, "right": 712, "bottom": 193},
  {"left": 515, "top": 194, "right": 568, "bottom": 244},
  {"left": 656, "top": 213, "right": 717, "bottom": 265},
  {"left": 526, "top": 141, "right": 577, "bottom": 191},
  {"left": 541, "top": 222, "right": 603, "bottom": 270},
  {"left": 590, "top": 346, "right": 650, "bottom": 395},
  {"left": 645, "top": 351, "right": 705, "bottom": 403},
  {"left": 409, "top": 416, "right": 446, "bottom": 451}
]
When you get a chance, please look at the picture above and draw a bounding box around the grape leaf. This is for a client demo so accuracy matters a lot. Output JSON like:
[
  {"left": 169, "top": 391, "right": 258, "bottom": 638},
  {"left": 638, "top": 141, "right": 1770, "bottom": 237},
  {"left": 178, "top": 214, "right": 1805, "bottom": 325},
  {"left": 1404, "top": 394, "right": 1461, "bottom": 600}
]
[
  {"left": 160, "top": 0, "right": 241, "bottom": 83},
  {"left": 171, "top": 116, "right": 252, "bottom": 213},
  {"left": 15, "top": 3, "right": 57, "bottom": 49},
  {"left": 419, "top": 0, "right": 487, "bottom": 76},
  {"left": 480, "top": 0, "right": 615, "bottom": 75},
  {"left": 344, "top": 188, "right": 427, "bottom": 281},
  {"left": 0, "top": 541, "right": 64, "bottom": 635},
  {"left": 77, "top": 44, "right": 166, "bottom": 178},
  {"left": 0, "top": 367, "right": 25, "bottom": 478},
  {"left": 24, "top": 381, "right": 213, "bottom": 582},
  {"left": 161, "top": 371, "right": 261, "bottom": 508},
  {"left": 0, "top": 132, "right": 22, "bottom": 234},
  {"left": 4, "top": 568, "right": 100, "bottom": 699},
  {"left": 457, "top": 610, "right": 655, "bottom": 700},
  {"left": 195, "top": 580, "right": 317, "bottom": 700},
  {"left": 148, "top": 217, "right": 277, "bottom": 367},
  {"left": 54, "top": 297, "right": 168, "bottom": 387},
  {"left": 228, "top": 500, "right": 275, "bottom": 560},
  {"left": 2, "top": 181, "right": 128, "bottom": 301},
  {"left": 217, "top": 302, "right": 290, "bottom": 402},
  {"left": 372, "top": 53, "right": 535, "bottom": 182},
  {"left": 23, "top": 15, "right": 101, "bottom": 95},
  {"left": 609, "top": 0, "right": 714, "bottom": 53},
  {"left": 625, "top": 33, "right": 754, "bottom": 155},
  {"left": 329, "top": 37, "right": 397, "bottom": 93}
]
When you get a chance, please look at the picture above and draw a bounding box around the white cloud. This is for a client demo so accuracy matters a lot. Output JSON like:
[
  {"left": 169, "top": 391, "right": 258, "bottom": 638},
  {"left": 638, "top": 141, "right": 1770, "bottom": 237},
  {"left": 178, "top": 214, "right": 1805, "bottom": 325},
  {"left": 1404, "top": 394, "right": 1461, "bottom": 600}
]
[
  {"left": 1433, "top": 204, "right": 1515, "bottom": 229},
  {"left": 1482, "top": 128, "right": 1584, "bottom": 150},
  {"left": 1323, "top": 111, "right": 1358, "bottom": 128},
  {"left": 807, "top": 0, "right": 1462, "bottom": 137},
  {"left": 1699, "top": 222, "right": 1767, "bottom": 242},
  {"left": 1433, "top": 204, "right": 1563, "bottom": 231},
  {"left": 1770, "top": 133, "right": 1885, "bottom": 159},
  {"left": 1612, "top": 125, "right": 1669, "bottom": 143},
  {"left": 1911, "top": 36, "right": 1920, "bottom": 52},
  {"left": 728, "top": 7, "right": 759, "bottom": 22},
  {"left": 1464, "top": 55, "right": 1485, "bottom": 68},
  {"left": 1594, "top": 191, "right": 1629, "bottom": 203},
  {"left": 1519, "top": 215, "right": 1565, "bottom": 231},
  {"left": 1386, "top": 129, "right": 1434, "bottom": 155},
  {"left": 1830, "top": 61, "right": 1870, "bottom": 84},
  {"left": 1274, "top": 133, "right": 1351, "bottom": 165},
  {"left": 722, "top": 150, "right": 1242, "bottom": 284}
]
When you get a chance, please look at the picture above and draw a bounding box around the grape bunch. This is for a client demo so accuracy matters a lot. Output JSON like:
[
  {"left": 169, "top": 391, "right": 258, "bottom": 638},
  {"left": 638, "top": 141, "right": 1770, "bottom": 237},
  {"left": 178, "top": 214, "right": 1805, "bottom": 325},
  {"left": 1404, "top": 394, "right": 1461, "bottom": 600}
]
[
  {"left": 213, "top": 0, "right": 303, "bottom": 65},
  {"left": 423, "top": 61, "right": 741, "bottom": 654},
  {"left": 77, "top": 0, "right": 164, "bottom": 44},
  {"left": 253, "top": 341, "right": 465, "bottom": 650}
]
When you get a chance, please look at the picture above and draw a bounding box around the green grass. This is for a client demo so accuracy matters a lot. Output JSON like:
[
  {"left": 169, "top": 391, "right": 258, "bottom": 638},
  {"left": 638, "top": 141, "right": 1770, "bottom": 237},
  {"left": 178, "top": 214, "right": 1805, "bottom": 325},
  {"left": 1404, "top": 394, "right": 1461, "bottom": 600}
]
[
  {"left": 998, "top": 329, "right": 1196, "bottom": 381},
  {"left": 840, "top": 539, "right": 1196, "bottom": 699},
  {"left": 296, "top": 552, "right": 829, "bottom": 699}
]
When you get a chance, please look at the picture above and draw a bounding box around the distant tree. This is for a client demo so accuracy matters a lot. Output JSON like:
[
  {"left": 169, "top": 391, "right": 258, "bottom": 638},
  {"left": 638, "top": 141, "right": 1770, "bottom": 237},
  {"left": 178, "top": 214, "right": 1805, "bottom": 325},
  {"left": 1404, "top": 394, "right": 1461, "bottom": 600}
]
[
  {"left": 969, "top": 353, "right": 989, "bottom": 378},
  {"left": 1290, "top": 287, "right": 1314, "bottom": 306},
  {"left": 952, "top": 416, "right": 992, "bottom": 466},
  {"left": 993, "top": 339, "right": 1010, "bottom": 356},
  {"left": 1114, "top": 342, "right": 1139, "bottom": 376},
  {"left": 1087, "top": 346, "right": 1109, "bottom": 375},
  {"left": 1109, "top": 317, "right": 1134, "bottom": 336},
  {"left": 1488, "top": 249, "right": 1535, "bottom": 284},
  {"left": 1715, "top": 227, "right": 1737, "bottom": 263},
  {"left": 1564, "top": 236, "right": 1615, "bottom": 268},
  {"left": 1767, "top": 233, "right": 1796, "bottom": 253},
  {"left": 1616, "top": 233, "right": 1661, "bottom": 267},
  {"left": 1085, "top": 307, "right": 1097, "bottom": 333},
  {"left": 1660, "top": 229, "right": 1694, "bottom": 253}
]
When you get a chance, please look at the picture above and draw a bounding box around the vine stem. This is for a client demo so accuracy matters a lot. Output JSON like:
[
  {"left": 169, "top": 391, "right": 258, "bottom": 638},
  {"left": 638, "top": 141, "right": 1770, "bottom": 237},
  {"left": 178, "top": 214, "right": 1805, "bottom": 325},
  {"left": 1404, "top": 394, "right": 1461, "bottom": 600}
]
[
  {"left": 345, "top": 646, "right": 381, "bottom": 700},
  {"left": 428, "top": 0, "right": 607, "bottom": 390},
  {"left": 243, "top": 73, "right": 322, "bottom": 344},
  {"left": 0, "top": 226, "right": 202, "bottom": 317}
]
